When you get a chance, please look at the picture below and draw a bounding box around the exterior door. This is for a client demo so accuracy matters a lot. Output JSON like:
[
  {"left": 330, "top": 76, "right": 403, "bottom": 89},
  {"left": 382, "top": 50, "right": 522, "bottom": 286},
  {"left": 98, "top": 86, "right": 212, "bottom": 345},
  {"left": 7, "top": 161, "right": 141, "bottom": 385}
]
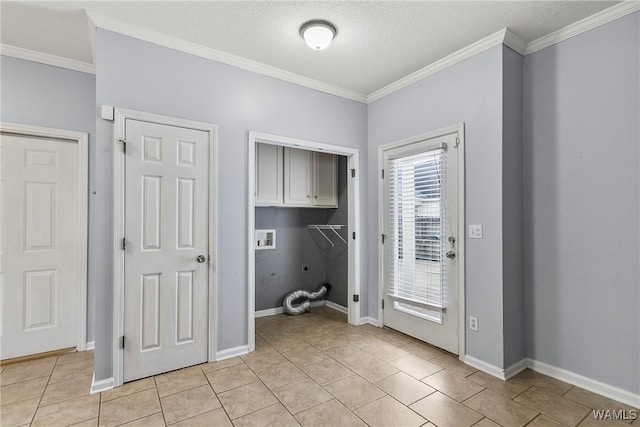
[
  {"left": 123, "top": 119, "right": 209, "bottom": 382},
  {"left": 382, "top": 132, "right": 459, "bottom": 354},
  {"left": 1, "top": 133, "right": 81, "bottom": 359}
]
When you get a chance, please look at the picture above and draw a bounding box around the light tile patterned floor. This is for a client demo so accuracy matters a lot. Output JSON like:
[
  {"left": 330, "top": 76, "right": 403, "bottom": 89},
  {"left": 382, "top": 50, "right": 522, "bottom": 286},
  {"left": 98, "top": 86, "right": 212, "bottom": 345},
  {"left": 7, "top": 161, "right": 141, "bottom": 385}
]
[{"left": 1, "top": 307, "right": 638, "bottom": 426}]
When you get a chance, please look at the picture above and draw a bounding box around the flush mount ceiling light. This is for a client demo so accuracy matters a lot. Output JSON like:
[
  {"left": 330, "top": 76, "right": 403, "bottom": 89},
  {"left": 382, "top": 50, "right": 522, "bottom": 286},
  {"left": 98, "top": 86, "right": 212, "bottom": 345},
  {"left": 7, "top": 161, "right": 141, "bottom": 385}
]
[{"left": 300, "top": 20, "right": 337, "bottom": 50}]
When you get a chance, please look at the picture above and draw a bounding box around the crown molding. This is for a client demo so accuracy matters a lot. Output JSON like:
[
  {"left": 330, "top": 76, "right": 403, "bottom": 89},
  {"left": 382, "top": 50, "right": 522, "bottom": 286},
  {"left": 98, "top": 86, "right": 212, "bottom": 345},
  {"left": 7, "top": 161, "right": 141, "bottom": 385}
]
[
  {"left": 86, "top": 11, "right": 368, "bottom": 104},
  {"left": 0, "top": 44, "right": 95, "bottom": 74},
  {"left": 525, "top": 0, "right": 640, "bottom": 55},
  {"left": 367, "top": 28, "right": 511, "bottom": 103}
]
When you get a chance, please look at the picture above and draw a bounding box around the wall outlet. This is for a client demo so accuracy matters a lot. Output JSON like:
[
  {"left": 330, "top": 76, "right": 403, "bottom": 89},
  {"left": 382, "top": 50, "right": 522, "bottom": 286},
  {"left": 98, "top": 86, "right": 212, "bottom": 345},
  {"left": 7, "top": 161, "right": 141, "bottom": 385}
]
[
  {"left": 469, "top": 224, "right": 483, "bottom": 239},
  {"left": 469, "top": 316, "right": 479, "bottom": 331},
  {"left": 302, "top": 264, "right": 309, "bottom": 273}
]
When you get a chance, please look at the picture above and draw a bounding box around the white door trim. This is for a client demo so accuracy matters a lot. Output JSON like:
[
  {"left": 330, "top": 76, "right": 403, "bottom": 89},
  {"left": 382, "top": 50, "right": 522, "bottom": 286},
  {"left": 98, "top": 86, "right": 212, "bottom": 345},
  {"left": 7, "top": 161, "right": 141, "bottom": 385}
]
[
  {"left": 377, "top": 123, "right": 466, "bottom": 359},
  {"left": 1, "top": 121, "right": 89, "bottom": 353},
  {"left": 112, "top": 109, "right": 217, "bottom": 387},
  {"left": 247, "top": 132, "right": 361, "bottom": 352}
]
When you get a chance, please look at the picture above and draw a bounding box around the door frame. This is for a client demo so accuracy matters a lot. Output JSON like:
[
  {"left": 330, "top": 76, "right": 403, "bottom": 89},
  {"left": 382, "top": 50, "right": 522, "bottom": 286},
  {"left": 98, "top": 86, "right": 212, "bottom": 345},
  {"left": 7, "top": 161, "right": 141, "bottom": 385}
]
[
  {"left": 112, "top": 109, "right": 217, "bottom": 387},
  {"left": 1, "top": 121, "right": 89, "bottom": 354},
  {"left": 377, "top": 123, "right": 466, "bottom": 359},
  {"left": 247, "top": 132, "right": 362, "bottom": 352}
]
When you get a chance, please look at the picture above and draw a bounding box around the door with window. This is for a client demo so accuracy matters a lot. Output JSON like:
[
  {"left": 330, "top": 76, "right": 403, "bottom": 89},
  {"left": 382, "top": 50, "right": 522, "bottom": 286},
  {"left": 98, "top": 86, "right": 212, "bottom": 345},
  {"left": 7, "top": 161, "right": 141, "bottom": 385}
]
[{"left": 382, "top": 132, "right": 459, "bottom": 354}]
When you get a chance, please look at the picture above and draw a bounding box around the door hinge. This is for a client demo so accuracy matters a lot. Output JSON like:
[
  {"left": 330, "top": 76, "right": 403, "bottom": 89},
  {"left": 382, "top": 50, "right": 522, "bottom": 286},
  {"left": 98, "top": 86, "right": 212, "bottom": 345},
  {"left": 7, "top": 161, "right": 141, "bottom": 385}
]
[
  {"left": 381, "top": 169, "right": 385, "bottom": 179},
  {"left": 350, "top": 169, "right": 356, "bottom": 178},
  {"left": 120, "top": 336, "right": 125, "bottom": 349},
  {"left": 353, "top": 294, "right": 359, "bottom": 303},
  {"left": 121, "top": 238, "right": 126, "bottom": 250},
  {"left": 382, "top": 299, "right": 385, "bottom": 309},
  {"left": 352, "top": 232, "right": 356, "bottom": 240},
  {"left": 119, "top": 139, "right": 127, "bottom": 153},
  {"left": 381, "top": 234, "right": 385, "bottom": 244}
]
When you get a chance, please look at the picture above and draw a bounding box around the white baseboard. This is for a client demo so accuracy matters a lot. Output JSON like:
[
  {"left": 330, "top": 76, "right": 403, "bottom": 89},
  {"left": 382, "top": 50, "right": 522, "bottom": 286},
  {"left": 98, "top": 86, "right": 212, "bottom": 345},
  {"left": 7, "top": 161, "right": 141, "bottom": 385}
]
[
  {"left": 525, "top": 358, "right": 640, "bottom": 409},
  {"left": 463, "top": 355, "right": 508, "bottom": 380},
  {"left": 255, "top": 300, "right": 325, "bottom": 318},
  {"left": 215, "top": 345, "right": 250, "bottom": 361},
  {"left": 85, "top": 341, "right": 95, "bottom": 351},
  {"left": 90, "top": 373, "right": 114, "bottom": 394},
  {"left": 324, "top": 300, "right": 348, "bottom": 314},
  {"left": 359, "top": 316, "right": 381, "bottom": 327},
  {"left": 504, "top": 358, "right": 528, "bottom": 380}
]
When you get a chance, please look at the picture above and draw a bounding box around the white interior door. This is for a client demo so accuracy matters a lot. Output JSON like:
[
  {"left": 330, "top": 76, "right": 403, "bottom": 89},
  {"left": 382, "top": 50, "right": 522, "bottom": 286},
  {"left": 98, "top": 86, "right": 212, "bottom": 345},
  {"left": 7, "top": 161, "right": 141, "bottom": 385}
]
[
  {"left": 1, "top": 133, "right": 81, "bottom": 359},
  {"left": 123, "top": 119, "right": 209, "bottom": 382},
  {"left": 383, "top": 132, "right": 459, "bottom": 354}
]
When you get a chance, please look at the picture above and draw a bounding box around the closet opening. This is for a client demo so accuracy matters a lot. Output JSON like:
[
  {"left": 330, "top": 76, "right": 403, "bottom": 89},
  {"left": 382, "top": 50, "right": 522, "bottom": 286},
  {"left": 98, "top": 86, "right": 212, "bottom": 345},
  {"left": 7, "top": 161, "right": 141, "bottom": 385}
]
[{"left": 247, "top": 132, "right": 361, "bottom": 353}]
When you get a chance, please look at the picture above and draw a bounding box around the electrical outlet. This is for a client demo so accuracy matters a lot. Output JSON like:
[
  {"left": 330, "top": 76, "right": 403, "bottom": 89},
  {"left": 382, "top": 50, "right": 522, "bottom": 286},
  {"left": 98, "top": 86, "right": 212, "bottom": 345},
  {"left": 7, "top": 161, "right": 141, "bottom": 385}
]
[
  {"left": 469, "top": 316, "right": 478, "bottom": 331},
  {"left": 302, "top": 264, "right": 309, "bottom": 273},
  {"left": 469, "top": 224, "right": 483, "bottom": 239}
]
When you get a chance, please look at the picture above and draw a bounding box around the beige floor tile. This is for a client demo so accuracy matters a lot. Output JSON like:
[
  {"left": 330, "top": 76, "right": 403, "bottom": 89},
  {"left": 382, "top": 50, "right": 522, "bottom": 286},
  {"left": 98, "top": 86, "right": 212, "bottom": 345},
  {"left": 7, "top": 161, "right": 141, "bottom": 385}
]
[
  {"left": 363, "top": 341, "right": 410, "bottom": 362},
  {"left": 564, "top": 386, "right": 639, "bottom": 412},
  {"left": 282, "top": 346, "right": 328, "bottom": 367},
  {"left": 267, "top": 338, "right": 310, "bottom": 353},
  {"left": 241, "top": 348, "right": 287, "bottom": 370},
  {"left": 404, "top": 342, "right": 445, "bottom": 361},
  {"left": 40, "top": 374, "right": 93, "bottom": 406},
  {"left": 0, "top": 376, "right": 48, "bottom": 406},
  {"left": 514, "top": 387, "right": 592, "bottom": 426},
  {"left": 410, "top": 392, "right": 483, "bottom": 427},
  {"left": 323, "top": 344, "right": 369, "bottom": 365},
  {"left": 374, "top": 371, "right": 436, "bottom": 406},
  {"left": 200, "top": 356, "right": 243, "bottom": 373},
  {"left": 343, "top": 356, "right": 399, "bottom": 382},
  {"left": 354, "top": 395, "right": 425, "bottom": 427},
  {"left": 57, "top": 351, "right": 94, "bottom": 366},
  {"left": 98, "top": 388, "right": 161, "bottom": 427},
  {"left": 389, "top": 354, "right": 443, "bottom": 379},
  {"left": 160, "top": 384, "right": 220, "bottom": 424},
  {"left": 465, "top": 389, "right": 538, "bottom": 427},
  {"left": 49, "top": 359, "right": 94, "bottom": 384},
  {"left": 473, "top": 418, "right": 501, "bottom": 427},
  {"left": 511, "top": 369, "right": 573, "bottom": 396},
  {"left": 430, "top": 354, "right": 478, "bottom": 377},
  {"left": 233, "top": 403, "right": 300, "bottom": 427},
  {"left": 422, "top": 369, "right": 485, "bottom": 401},
  {"left": 305, "top": 334, "right": 351, "bottom": 350},
  {"left": 468, "top": 370, "right": 531, "bottom": 398},
  {"left": 272, "top": 378, "right": 333, "bottom": 414},
  {"left": 32, "top": 394, "right": 100, "bottom": 427},
  {"left": 155, "top": 366, "right": 208, "bottom": 397},
  {"left": 71, "top": 417, "right": 99, "bottom": 426},
  {"left": 172, "top": 408, "right": 231, "bottom": 427},
  {"left": 347, "top": 334, "right": 388, "bottom": 349},
  {"left": 295, "top": 399, "right": 366, "bottom": 427},
  {"left": 578, "top": 413, "right": 631, "bottom": 426},
  {"left": 0, "top": 358, "right": 57, "bottom": 386},
  {"left": 205, "top": 364, "right": 258, "bottom": 393},
  {"left": 300, "top": 358, "right": 354, "bottom": 385},
  {"left": 324, "top": 375, "right": 386, "bottom": 410},
  {"left": 377, "top": 329, "right": 414, "bottom": 347},
  {"left": 120, "top": 413, "right": 165, "bottom": 426},
  {"left": 253, "top": 361, "right": 307, "bottom": 390},
  {"left": 100, "top": 377, "right": 156, "bottom": 402},
  {"left": 0, "top": 397, "right": 39, "bottom": 427},
  {"left": 217, "top": 381, "right": 278, "bottom": 419},
  {"left": 526, "top": 414, "right": 566, "bottom": 427}
]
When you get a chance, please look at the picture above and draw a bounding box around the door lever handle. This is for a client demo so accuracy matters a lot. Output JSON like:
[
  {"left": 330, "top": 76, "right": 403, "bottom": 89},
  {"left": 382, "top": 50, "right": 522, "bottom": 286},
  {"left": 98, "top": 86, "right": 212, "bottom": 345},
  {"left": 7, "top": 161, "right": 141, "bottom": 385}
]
[
  {"left": 196, "top": 255, "right": 206, "bottom": 263},
  {"left": 445, "top": 251, "right": 456, "bottom": 259}
]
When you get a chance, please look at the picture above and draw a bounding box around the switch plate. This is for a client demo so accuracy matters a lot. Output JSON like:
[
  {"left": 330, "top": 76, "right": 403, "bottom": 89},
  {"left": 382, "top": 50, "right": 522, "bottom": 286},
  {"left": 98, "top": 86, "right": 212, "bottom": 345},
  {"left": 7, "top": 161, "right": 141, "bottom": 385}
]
[
  {"left": 469, "top": 316, "right": 479, "bottom": 331},
  {"left": 469, "top": 224, "right": 483, "bottom": 239}
]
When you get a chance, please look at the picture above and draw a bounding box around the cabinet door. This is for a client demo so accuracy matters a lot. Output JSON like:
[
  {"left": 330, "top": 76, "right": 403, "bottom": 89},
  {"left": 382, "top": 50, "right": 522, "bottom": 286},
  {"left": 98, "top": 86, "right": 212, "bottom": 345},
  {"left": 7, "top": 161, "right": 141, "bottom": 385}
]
[
  {"left": 255, "top": 143, "right": 283, "bottom": 206},
  {"left": 313, "top": 152, "right": 338, "bottom": 207},
  {"left": 284, "top": 147, "right": 312, "bottom": 206}
]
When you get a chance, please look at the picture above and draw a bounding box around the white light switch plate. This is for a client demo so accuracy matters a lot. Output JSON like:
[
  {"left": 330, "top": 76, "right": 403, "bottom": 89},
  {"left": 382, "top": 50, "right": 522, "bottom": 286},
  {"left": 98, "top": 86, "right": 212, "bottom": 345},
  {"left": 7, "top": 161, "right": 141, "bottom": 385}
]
[{"left": 469, "top": 224, "right": 483, "bottom": 239}]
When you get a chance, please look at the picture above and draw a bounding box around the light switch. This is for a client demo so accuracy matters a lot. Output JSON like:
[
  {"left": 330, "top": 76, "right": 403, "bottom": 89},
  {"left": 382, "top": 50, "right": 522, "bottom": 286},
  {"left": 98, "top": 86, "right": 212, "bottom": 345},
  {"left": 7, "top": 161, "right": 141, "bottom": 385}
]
[{"left": 469, "top": 224, "right": 483, "bottom": 239}]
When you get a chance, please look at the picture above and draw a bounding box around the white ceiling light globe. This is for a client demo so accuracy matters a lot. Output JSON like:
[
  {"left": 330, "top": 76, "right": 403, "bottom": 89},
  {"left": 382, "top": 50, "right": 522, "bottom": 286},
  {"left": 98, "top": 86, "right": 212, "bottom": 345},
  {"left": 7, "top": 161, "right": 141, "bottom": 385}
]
[{"left": 300, "top": 20, "right": 337, "bottom": 50}]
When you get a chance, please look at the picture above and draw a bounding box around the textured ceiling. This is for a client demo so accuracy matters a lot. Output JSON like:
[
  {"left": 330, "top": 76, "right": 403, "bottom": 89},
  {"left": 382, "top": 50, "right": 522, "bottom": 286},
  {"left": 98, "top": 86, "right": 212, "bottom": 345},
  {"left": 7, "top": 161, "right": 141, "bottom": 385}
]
[{"left": 0, "top": 1, "right": 621, "bottom": 95}]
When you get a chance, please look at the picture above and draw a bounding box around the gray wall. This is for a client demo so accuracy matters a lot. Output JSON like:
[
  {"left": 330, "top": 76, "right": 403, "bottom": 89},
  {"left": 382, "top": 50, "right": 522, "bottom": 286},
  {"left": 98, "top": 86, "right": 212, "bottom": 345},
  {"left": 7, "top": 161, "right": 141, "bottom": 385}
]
[
  {"left": 502, "top": 46, "right": 525, "bottom": 367},
  {"left": 94, "top": 29, "right": 367, "bottom": 381},
  {"left": 523, "top": 12, "right": 640, "bottom": 393},
  {"left": 368, "top": 46, "right": 507, "bottom": 368},
  {"left": 0, "top": 56, "right": 97, "bottom": 343},
  {"left": 326, "top": 156, "right": 349, "bottom": 307}
]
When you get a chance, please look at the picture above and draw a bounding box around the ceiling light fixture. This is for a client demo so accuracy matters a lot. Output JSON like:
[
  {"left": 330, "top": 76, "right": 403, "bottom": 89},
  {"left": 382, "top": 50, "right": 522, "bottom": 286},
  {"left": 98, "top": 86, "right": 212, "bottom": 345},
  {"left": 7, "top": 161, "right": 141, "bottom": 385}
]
[{"left": 300, "top": 20, "right": 337, "bottom": 51}]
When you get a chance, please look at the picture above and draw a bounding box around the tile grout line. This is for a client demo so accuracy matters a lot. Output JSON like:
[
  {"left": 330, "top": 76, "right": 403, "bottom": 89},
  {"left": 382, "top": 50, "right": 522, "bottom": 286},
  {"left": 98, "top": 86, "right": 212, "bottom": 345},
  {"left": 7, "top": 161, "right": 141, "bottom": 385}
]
[{"left": 29, "top": 355, "right": 59, "bottom": 426}]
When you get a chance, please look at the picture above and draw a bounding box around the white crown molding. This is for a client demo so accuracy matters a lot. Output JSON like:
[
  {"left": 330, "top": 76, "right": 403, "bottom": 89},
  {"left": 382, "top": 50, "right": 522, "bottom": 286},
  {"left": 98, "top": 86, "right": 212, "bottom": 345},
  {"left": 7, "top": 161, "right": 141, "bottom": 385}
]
[
  {"left": 503, "top": 28, "right": 527, "bottom": 55},
  {"left": 525, "top": 0, "right": 640, "bottom": 55},
  {"left": 85, "top": 11, "right": 367, "bottom": 104},
  {"left": 367, "top": 28, "right": 510, "bottom": 103},
  {"left": 0, "top": 44, "right": 95, "bottom": 74}
]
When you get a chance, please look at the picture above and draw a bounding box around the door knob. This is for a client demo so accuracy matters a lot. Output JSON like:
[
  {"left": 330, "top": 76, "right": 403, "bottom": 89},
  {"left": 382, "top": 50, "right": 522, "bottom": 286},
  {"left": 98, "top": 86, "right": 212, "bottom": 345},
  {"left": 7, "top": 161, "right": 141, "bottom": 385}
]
[
  {"left": 445, "top": 251, "right": 456, "bottom": 259},
  {"left": 196, "top": 255, "right": 206, "bottom": 263}
]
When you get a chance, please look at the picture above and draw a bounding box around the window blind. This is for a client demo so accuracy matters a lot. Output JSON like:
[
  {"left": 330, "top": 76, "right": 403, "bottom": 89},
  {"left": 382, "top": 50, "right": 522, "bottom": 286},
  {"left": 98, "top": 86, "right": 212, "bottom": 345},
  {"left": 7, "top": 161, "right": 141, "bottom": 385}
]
[{"left": 386, "top": 146, "right": 447, "bottom": 313}]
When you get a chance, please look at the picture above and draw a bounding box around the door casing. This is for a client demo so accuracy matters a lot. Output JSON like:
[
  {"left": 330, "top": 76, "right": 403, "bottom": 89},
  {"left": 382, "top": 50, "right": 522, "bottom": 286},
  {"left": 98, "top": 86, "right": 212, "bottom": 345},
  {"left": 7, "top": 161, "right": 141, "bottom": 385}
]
[
  {"left": 377, "top": 123, "right": 466, "bottom": 359},
  {"left": 0, "top": 122, "right": 88, "bottom": 356},
  {"left": 112, "top": 109, "right": 217, "bottom": 388}
]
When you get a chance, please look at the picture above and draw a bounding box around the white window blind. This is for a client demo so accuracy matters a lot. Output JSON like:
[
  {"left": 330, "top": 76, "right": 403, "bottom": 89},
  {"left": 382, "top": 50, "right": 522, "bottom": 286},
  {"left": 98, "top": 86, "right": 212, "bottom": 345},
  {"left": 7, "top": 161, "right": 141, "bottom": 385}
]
[{"left": 386, "top": 146, "right": 447, "bottom": 317}]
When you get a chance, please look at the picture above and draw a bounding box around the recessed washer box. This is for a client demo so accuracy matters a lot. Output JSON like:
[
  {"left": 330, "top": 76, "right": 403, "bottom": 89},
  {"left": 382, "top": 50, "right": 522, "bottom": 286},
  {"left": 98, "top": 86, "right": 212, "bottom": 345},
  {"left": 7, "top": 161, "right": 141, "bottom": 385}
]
[{"left": 255, "top": 229, "right": 276, "bottom": 250}]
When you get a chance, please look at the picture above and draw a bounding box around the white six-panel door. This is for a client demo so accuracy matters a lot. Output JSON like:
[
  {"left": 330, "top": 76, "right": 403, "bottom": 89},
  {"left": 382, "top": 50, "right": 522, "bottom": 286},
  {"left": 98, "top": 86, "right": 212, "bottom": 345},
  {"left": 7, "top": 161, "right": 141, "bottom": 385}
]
[
  {"left": 1, "top": 133, "right": 81, "bottom": 359},
  {"left": 123, "top": 119, "right": 209, "bottom": 382}
]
